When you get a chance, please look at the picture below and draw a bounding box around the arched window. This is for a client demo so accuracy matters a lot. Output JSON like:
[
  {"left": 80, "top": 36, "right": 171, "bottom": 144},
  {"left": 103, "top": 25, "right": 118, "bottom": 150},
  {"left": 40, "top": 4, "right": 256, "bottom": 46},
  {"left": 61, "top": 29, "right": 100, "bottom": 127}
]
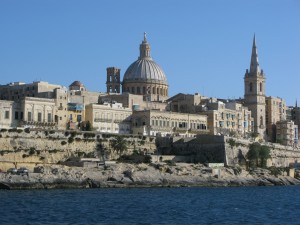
[
  {"left": 249, "top": 82, "right": 253, "bottom": 92},
  {"left": 153, "top": 87, "right": 156, "bottom": 94}
]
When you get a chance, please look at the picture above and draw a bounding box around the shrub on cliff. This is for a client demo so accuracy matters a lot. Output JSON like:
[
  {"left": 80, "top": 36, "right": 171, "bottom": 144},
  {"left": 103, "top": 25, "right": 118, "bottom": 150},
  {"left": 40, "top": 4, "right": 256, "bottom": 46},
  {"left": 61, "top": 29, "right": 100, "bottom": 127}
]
[
  {"left": 247, "top": 143, "right": 270, "bottom": 168},
  {"left": 110, "top": 136, "right": 127, "bottom": 156},
  {"left": 68, "top": 137, "right": 74, "bottom": 144}
]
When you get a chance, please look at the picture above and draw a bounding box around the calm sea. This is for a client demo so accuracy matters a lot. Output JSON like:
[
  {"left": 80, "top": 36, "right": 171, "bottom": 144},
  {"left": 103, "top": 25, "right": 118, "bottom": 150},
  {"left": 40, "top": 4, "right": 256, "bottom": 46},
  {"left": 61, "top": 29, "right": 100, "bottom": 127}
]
[{"left": 1, "top": 186, "right": 300, "bottom": 225}]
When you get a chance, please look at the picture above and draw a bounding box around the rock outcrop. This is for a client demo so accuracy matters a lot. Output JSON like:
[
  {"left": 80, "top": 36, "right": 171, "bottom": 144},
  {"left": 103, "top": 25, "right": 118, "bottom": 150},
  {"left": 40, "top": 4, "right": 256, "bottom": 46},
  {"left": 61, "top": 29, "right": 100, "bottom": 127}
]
[{"left": 1, "top": 163, "right": 299, "bottom": 190}]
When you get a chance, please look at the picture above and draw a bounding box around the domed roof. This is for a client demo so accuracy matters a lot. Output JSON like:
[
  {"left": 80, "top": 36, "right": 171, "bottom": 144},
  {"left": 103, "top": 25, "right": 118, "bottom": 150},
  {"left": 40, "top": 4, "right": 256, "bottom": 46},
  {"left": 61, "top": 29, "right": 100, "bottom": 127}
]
[
  {"left": 123, "top": 59, "right": 167, "bottom": 84},
  {"left": 69, "top": 80, "right": 84, "bottom": 87},
  {"left": 123, "top": 33, "right": 168, "bottom": 85}
]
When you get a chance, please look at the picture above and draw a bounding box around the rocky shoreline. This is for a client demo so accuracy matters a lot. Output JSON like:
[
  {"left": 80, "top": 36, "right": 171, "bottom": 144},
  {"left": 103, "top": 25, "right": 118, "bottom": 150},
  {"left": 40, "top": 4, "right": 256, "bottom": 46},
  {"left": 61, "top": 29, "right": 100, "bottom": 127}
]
[{"left": 1, "top": 163, "right": 299, "bottom": 190}]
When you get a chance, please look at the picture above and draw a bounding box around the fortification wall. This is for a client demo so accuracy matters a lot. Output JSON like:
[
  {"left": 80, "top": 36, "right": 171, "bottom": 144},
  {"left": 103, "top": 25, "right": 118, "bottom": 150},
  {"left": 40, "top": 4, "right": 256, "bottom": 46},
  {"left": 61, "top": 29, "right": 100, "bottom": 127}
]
[{"left": 0, "top": 129, "right": 156, "bottom": 171}]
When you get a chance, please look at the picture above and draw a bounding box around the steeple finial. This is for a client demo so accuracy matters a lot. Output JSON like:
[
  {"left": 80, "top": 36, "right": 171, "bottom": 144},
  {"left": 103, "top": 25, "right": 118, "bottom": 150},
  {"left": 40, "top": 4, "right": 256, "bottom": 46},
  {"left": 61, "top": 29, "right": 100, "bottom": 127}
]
[
  {"left": 139, "top": 32, "right": 152, "bottom": 60},
  {"left": 296, "top": 99, "right": 298, "bottom": 108},
  {"left": 250, "top": 33, "right": 261, "bottom": 75}
]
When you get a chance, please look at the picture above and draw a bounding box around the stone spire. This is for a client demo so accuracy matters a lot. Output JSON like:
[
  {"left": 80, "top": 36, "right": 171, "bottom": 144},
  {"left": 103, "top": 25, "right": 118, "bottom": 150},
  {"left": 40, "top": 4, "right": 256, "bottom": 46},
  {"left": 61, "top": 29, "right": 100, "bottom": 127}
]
[
  {"left": 250, "top": 34, "right": 261, "bottom": 75},
  {"left": 139, "top": 32, "right": 152, "bottom": 60}
]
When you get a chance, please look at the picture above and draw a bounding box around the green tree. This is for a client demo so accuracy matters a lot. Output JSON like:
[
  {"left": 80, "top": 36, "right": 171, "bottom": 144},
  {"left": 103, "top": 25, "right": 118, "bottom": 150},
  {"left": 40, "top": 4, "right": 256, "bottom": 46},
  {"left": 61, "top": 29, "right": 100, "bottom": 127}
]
[
  {"left": 259, "top": 145, "right": 270, "bottom": 168},
  {"left": 247, "top": 143, "right": 260, "bottom": 167},
  {"left": 110, "top": 136, "right": 127, "bottom": 156}
]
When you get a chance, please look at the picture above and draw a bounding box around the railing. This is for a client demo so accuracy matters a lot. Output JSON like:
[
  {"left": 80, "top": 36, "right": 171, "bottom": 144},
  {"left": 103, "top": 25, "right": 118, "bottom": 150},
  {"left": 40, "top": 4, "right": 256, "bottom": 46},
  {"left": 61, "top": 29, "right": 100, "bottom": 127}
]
[{"left": 21, "top": 121, "right": 56, "bottom": 127}]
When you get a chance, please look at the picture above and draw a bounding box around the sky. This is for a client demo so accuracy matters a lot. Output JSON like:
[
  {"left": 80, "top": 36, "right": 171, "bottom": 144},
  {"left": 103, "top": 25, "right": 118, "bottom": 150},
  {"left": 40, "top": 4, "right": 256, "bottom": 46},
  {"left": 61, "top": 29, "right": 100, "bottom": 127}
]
[{"left": 0, "top": 0, "right": 299, "bottom": 106}]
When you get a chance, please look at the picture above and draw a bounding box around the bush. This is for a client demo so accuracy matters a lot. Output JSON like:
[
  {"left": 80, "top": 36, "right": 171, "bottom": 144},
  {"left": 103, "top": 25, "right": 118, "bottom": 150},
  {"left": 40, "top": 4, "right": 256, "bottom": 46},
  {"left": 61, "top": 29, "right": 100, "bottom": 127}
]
[
  {"left": 0, "top": 129, "right": 7, "bottom": 132},
  {"left": 84, "top": 133, "right": 95, "bottom": 138},
  {"left": 44, "top": 131, "right": 48, "bottom": 136},
  {"left": 68, "top": 137, "right": 74, "bottom": 144},
  {"left": 8, "top": 128, "right": 18, "bottom": 132},
  {"left": 24, "top": 128, "right": 30, "bottom": 133},
  {"left": 49, "top": 130, "right": 55, "bottom": 134},
  {"left": 28, "top": 147, "right": 36, "bottom": 155},
  {"left": 17, "top": 129, "right": 23, "bottom": 133},
  {"left": 65, "top": 131, "right": 69, "bottom": 137},
  {"left": 70, "top": 131, "right": 77, "bottom": 138},
  {"left": 269, "top": 166, "right": 283, "bottom": 177},
  {"left": 61, "top": 141, "right": 67, "bottom": 145}
]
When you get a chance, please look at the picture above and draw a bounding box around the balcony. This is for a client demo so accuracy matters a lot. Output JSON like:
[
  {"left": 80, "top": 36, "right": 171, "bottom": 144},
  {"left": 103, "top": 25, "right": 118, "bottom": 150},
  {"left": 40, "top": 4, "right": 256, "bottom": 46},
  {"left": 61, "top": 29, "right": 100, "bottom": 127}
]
[
  {"left": 94, "top": 118, "right": 113, "bottom": 123},
  {"left": 21, "top": 120, "right": 56, "bottom": 127}
]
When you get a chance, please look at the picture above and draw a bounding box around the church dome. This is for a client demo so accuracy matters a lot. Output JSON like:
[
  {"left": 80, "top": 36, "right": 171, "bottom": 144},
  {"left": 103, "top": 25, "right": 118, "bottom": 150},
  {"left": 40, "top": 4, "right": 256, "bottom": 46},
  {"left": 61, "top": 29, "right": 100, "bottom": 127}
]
[
  {"left": 122, "top": 33, "right": 168, "bottom": 85},
  {"left": 123, "top": 59, "right": 167, "bottom": 85}
]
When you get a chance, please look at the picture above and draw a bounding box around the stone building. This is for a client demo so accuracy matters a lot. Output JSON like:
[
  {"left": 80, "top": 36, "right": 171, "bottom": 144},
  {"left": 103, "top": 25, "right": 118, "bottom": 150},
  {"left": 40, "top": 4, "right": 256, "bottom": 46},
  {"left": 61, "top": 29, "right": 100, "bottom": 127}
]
[
  {"left": 244, "top": 35, "right": 266, "bottom": 138},
  {"left": 85, "top": 102, "right": 132, "bottom": 134},
  {"left": 0, "top": 100, "right": 19, "bottom": 128},
  {"left": 0, "top": 81, "right": 63, "bottom": 101},
  {"left": 265, "top": 96, "right": 287, "bottom": 142},
  {"left": 131, "top": 109, "right": 208, "bottom": 137},
  {"left": 276, "top": 120, "right": 298, "bottom": 147},
  {"left": 19, "top": 97, "right": 56, "bottom": 129},
  {"left": 167, "top": 93, "right": 208, "bottom": 113},
  {"left": 122, "top": 33, "right": 168, "bottom": 102},
  {"left": 98, "top": 92, "right": 167, "bottom": 111},
  {"left": 199, "top": 101, "right": 253, "bottom": 137}
]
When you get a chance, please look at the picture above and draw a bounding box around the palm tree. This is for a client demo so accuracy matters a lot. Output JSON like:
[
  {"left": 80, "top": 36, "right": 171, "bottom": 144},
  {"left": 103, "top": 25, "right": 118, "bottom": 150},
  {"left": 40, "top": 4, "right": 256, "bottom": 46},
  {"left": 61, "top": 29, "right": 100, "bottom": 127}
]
[{"left": 110, "top": 136, "right": 127, "bottom": 156}]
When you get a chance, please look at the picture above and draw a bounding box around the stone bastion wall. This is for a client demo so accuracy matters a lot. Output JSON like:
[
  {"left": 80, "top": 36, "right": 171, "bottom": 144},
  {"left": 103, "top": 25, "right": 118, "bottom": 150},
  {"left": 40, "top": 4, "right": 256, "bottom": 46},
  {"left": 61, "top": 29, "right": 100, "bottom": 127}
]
[{"left": 0, "top": 129, "right": 156, "bottom": 171}]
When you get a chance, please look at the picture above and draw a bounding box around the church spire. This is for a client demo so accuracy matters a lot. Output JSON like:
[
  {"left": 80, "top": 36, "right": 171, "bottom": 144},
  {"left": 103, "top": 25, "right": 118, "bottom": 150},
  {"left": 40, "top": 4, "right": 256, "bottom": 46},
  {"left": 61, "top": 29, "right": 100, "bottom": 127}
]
[
  {"left": 250, "top": 34, "right": 261, "bottom": 74},
  {"left": 139, "top": 32, "right": 152, "bottom": 60}
]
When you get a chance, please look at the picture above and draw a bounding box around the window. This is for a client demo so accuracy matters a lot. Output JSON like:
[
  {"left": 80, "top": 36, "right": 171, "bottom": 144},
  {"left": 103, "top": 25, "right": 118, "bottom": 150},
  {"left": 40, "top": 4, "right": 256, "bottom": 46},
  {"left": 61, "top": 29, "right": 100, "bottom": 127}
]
[
  {"left": 137, "top": 87, "right": 140, "bottom": 94},
  {"left": 260, "top": 82, "right": 262, "bottom": 92},
  {"left": 38, "top": 112, "right": 42, "bottom": 122},
  {"left": 260, "top": 116, "right": 263, "bottom": 126},
  {"left": 249, "top": 82, "right": 253, "bottom": 92},
  {"left": 20, "top": 112, "right": 23, "bottom": 120},
  {"left": 5, "top": 111, "right": 9, "bottom": 119},
  {"left": 28, "top": 112, "right": 32, "bottom": 121},
  {"left": 15, "top": 111, "right": 19, "bottom": 120},
  {"left": 48, "top": 113, "right": 52, "bottom": 122}
]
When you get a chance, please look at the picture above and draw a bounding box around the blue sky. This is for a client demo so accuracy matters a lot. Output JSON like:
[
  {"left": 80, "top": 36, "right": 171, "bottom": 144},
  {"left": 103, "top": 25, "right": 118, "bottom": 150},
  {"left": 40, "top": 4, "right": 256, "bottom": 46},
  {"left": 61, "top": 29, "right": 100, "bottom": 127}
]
[{"left": 1, "top": 0, "right": 299, "bottom": 106}]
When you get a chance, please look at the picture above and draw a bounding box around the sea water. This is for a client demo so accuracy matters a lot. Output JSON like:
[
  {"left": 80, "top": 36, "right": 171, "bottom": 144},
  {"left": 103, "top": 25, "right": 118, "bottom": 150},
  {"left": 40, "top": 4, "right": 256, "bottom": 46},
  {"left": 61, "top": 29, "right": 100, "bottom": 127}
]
[{"left": 1, "top": 186, "right": 300, "bottom": 225}]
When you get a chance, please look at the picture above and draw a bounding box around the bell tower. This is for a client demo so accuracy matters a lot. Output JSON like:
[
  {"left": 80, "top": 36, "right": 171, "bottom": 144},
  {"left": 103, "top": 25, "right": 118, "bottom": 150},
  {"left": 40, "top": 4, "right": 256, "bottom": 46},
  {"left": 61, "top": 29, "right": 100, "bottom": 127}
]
[
  {"left": 244, "top": 34, "right": 266, "bottom": 137},
  {"left": 106, "top": 67, "right": 121, "bottom": 94}
]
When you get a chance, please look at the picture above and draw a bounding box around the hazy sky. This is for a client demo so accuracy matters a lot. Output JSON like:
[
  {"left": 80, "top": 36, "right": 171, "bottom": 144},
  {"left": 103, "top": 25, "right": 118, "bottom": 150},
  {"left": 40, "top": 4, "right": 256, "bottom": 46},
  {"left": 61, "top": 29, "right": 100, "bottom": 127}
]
[{"left": 1, "top": 0, "right": 299, "bottom": 106}]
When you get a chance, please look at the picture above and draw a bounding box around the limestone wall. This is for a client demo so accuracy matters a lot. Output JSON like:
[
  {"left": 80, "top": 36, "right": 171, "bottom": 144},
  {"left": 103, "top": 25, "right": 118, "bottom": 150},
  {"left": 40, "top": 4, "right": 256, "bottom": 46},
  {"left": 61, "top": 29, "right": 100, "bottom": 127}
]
[
  {"left": 157, "top": 135, "right": 300, "bottom": 167},
  {"left": 0, "top": 129, "right": 156, "bottom": 171}
]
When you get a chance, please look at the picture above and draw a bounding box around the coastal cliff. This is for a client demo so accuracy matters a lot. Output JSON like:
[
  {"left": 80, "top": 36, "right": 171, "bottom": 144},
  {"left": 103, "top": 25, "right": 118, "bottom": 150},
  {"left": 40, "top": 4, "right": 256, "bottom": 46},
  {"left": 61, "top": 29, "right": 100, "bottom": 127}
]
[{"left": 1, "top": 163, "right": 299, "bottom": 190}]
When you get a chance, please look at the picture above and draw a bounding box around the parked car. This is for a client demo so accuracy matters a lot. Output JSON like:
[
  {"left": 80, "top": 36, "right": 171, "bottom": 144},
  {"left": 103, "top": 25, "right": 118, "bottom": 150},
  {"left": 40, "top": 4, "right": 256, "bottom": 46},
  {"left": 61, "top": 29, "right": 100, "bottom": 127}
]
[
  {"left": 7, "top": 168, "right": 18, "bottom": 174},
  {"left": 17, "top": 167, "right": 29, "bottom": 175}
]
